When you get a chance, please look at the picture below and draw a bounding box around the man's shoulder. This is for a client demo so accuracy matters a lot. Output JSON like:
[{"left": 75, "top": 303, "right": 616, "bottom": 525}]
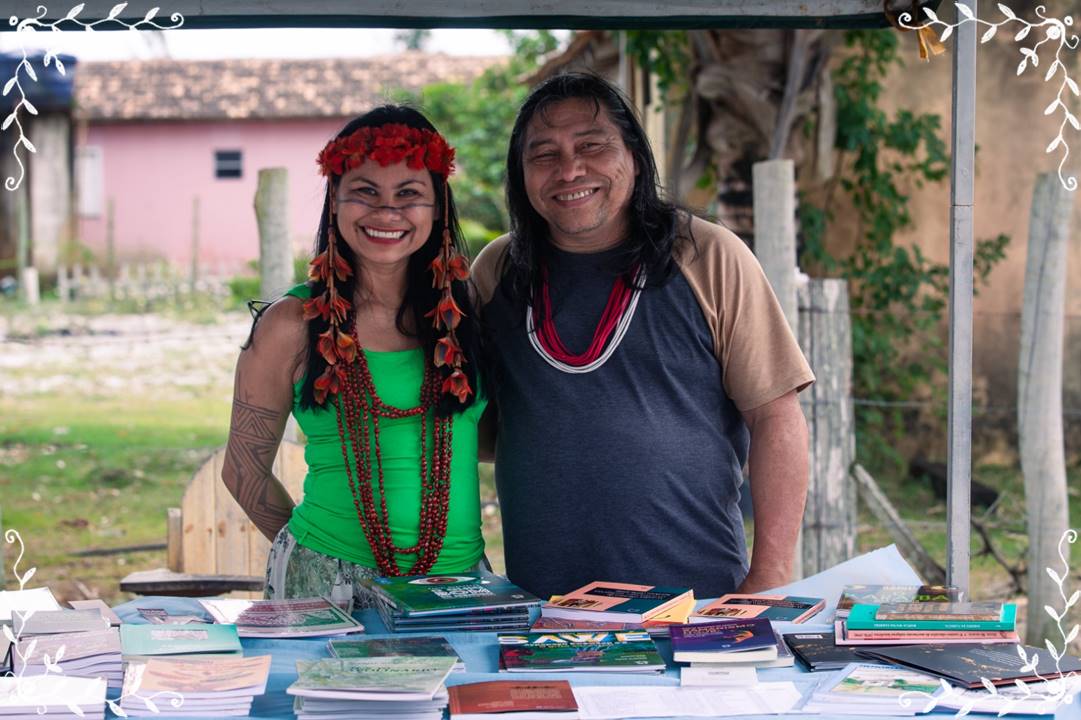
[
  {"left": 675, "top": 215, "right": 754, "bottom": 270},
  {"left": 471, "top": 234, "right": 513, "bottom": 306}
]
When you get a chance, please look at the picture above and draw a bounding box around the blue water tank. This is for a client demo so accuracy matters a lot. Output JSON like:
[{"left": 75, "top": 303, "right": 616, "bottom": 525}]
[{"left": 0, "top": 51, "right": 78, "bottom": 113}]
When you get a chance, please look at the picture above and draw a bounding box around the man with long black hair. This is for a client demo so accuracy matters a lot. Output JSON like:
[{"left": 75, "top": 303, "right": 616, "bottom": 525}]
[{"left": 473, "top": 73, "right": 814, "bottom": 601}]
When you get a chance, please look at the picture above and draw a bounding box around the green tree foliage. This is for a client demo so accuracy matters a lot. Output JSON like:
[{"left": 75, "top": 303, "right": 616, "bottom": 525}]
[{"left": 801, "top": 29, "right": 1009, "bottom": 474}]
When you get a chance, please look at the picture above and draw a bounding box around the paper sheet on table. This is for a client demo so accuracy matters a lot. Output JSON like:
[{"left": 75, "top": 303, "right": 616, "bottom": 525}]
[
  {"left": 747, "top": 544, "right": 923, "bottom": 626},
  {"left": 572, "top": 682, "right": 802, "bottom": 719}
]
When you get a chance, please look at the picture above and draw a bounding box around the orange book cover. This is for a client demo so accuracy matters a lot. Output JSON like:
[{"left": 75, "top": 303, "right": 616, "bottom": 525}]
[
  {"left": 542, "top": 582, "right": 693, "bottom": 623},
  {"left": 449, "top": 680, "right": 577, "bottom": 714}
]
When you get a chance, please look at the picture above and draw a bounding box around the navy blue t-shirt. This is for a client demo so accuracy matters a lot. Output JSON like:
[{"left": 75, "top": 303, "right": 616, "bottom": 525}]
[{"left": 484, "top": 244, "right": 750, "bottom": 600}]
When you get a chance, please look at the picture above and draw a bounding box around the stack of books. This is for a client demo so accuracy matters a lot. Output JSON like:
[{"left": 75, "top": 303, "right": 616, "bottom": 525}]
[
  {"left": 0, "top": 675, "right": 107, "bottom": 719},
  {"left": 198, "top": 597, "right": 365, "bottom": 638},
  {"left": 367, "top": 574, "right": 540, "bottom": 633},
  {"left": 119, "top": 622, "right": 242, "bottom": 662},
  {"left": 670, "top": 618, "right": 780, "bottom": 666},
  {"left": 497, "top": 630, "right": 665, "bottom": 673},
  {"left": 119, "top": 655, "right": 271, "bottom": 717},
  {"left": 329, "top": 635, "right": 465, "bottom": 673},
  {"left": 448, "top": 680, "right": 579, "bottom": 719},
  {"left": 836, "top": 601, "right": 1020, "bottom": 645},
  {"left": 287, "top": 656, "right": 456, "bottom": 719},
  {"left": 834, "top": 584, "right": 962, "bottom": 620},
  {"left": 801, "top": 662, "right": 942, "bottom": 715},
  {"left": 539, "top": 581, "right": 693, "bottom": 629},
  {"left": 15, "top": 627, "right": 124, "bottom": 689},
  {"left": 690, "top": 593, "right": 824, "bottom": 624}
]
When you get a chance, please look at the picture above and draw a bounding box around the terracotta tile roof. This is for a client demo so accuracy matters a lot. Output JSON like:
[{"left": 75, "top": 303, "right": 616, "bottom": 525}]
[{"left": 74, "top": 53, "right": 502, "bottom": 121}]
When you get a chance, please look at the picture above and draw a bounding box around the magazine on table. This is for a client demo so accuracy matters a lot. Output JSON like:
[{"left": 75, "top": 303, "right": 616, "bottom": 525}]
[
  {"left": 834, "top": 584, "right": 963, "bottom": 619},
  {"left": 691, "top": 593, "right": 824, "bottom": 623},
  {"left": 368, "top": 574, "right": 541, "bottom": 616},
  {"left": 198, "top": 597, "right": 364, "bottom": 638},
  {"left": 448, "top": 680, "right": 578, "bottom": 719},
  {"left": 287, "top": 656, "right": 457, "bottom": 702},
  {"left": 540, "top": 582, "right": 692, "bottom": 624},
  {"left": 497, "top": 630, "right": 665, "bottom": 673}
]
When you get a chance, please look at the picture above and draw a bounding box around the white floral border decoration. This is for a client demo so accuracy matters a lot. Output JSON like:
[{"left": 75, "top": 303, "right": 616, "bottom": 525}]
[
  {"left": 3, "top": 528, "right": 185, "bottom": 716},
  {"left": 897, "top": 528, "right": 1079, "bottom": 717},
  {"left": 900, "top": 2, "right": 1081, "bottom": 191},
  {"left": 2, "top": 3, "right": 184, "bottom": 191}
]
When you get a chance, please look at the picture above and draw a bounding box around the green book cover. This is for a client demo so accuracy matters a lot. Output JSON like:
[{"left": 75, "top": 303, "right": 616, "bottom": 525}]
[
  {"left": 369, "top": 574, "right": 540, "bottom": 616},
  {"left": 329, "top": 636, "right": 460, "bottom": 662},
  {"left": 288, "top": 656, "right": 456, "bottom": 696},
  {"left": 846, "top": 602, "right": 1016, "bottom": 631},
  {"left": 498, "top": 631, "right": 665, "bottom": 672},
  {"left": 119, "top": 623, "right": 241, "bottom": 656}
]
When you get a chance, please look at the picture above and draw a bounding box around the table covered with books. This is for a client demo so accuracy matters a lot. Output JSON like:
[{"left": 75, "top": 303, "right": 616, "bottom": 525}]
[{"left": 5, "top": 545, "right": 1081, "bottom": 720}]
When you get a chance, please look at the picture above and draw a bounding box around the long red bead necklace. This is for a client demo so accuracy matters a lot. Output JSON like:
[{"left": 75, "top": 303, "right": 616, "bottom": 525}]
[{"left": 333, "top": 326, "right": 453, "bottom": 577}]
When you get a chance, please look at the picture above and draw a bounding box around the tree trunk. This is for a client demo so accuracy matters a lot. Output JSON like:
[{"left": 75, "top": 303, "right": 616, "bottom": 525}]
[{"left": 1019, "top": 172, "right": 1072, "bottom": 647}]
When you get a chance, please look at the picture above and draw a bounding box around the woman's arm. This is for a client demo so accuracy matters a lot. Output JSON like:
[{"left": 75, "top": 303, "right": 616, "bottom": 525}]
[{"left": 222, "top": 297, "right": 306, "bottom": 542}]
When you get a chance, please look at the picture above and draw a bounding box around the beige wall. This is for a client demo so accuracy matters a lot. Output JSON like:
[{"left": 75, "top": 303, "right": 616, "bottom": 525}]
[{"left": 831, "top": 31, "right": 1081, "bottom": 463}]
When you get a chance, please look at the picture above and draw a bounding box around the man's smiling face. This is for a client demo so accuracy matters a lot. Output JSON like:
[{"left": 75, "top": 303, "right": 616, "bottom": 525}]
[{"left": 522, "top": 97, "right": 638, "bottom": 253}]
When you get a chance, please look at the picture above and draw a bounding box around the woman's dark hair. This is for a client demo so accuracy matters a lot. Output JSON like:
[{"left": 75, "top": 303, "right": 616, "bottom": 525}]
[
  {"left": 504, "top": 72, "right": 690, "bottom": 308},
  {"left": 292, "top": 105, "right": 480, "bottom": 416}
]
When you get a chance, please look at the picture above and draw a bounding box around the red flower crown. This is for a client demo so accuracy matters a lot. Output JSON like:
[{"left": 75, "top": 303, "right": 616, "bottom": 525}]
[
  {"left": 306, "top": 122, "right": 471, "bottom": 406},
  {"left": 316, "top": 123, "right": 456, "bottom": 178}
]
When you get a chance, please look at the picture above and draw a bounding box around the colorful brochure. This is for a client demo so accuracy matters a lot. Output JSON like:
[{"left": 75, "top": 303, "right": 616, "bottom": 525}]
[{"left": 498, "top": 630, "right": 665, "bottom": 673}]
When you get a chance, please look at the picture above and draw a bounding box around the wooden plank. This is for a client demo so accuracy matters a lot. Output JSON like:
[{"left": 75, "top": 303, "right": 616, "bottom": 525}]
[
  {"left": 119, "top": 569, "right": 263, "bottom": 597},
  {"left": 181, "top": 450, "right": 220, "bottom": 575},
  {"left": 213, "top": 446, "right": 250, "bottom": 578},
  {"left": 7, "top": 0, "right": 902, "bottom": 29},
  {"left": 1019, "top": 172, "right": 1072, "bottom": 646},
  {"left": 798, "top": 279, "right": 855, "bottom": 575},
  {"left": 852, "top": 464, "right": 946, "bottom": 586},
  {"left": 166, "top": 508, "right": 183, "bottom": 572}
]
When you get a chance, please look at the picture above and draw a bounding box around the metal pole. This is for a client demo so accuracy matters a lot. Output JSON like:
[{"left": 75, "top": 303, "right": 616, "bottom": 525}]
[{"left": 947, "top": 0, "right": 976, "bottom": 594}]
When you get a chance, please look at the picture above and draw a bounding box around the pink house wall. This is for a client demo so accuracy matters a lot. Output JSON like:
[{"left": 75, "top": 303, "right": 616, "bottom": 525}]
[{"left": 78, "top": 117, "right": 350, "bottom": 274}]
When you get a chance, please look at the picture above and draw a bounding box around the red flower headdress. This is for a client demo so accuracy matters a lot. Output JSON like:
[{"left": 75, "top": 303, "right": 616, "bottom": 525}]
[{"left": 305, "top": 123, "right": 472, "bottom": 405}]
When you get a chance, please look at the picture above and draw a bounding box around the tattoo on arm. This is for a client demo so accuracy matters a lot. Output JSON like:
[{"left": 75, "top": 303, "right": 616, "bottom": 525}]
[{"left": 224, "top": 398, "right": 294, "bottom": 540}]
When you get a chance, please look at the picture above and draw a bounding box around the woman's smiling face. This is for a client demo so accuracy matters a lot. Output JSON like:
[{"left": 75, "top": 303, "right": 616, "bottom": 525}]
[{"left": 333, "top": 160, "right": 436, "bottom": 272}]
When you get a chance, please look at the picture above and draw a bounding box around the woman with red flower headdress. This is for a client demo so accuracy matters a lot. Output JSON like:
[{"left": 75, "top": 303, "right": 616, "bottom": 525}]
[{"left": 222, "top": 106, "right": 487, "bottom": 608}]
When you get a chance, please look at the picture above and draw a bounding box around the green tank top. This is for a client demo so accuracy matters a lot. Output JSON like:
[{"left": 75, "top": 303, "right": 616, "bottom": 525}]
[{"left": 284, "top": 284, "right": 487, "bottom": 574}]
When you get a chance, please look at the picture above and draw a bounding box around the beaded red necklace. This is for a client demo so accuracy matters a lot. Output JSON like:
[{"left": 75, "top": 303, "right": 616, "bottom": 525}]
[{"left": 334, "top": 327, "right": 452, "bottom": 577}]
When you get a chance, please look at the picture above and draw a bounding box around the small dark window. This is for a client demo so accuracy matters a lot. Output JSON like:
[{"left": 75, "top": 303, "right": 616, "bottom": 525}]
[{"left": 215, "top": 150, "right": 242, "bottom": 179}]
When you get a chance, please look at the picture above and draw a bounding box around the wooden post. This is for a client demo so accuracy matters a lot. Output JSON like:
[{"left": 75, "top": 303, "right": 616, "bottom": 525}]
[
  {"left": 254, "top": 168, "right": 292, "bottom": 300},
  {"left": 19, "top": 268, "right": 39, "bottom": 306},
  {"left": 190, "top": 196, "right": 200, "bottom": 294},
  {"left": 1019, "top": 172, "right": 1072, "bottom": 646},
  {"left": 28, "top": 114, "right": 71, "bottom": 278},
  {"left": 56, "top": 264, "right": 70, "bottom": 303},
  {"left": 105, "top": 198, "right": 116, "bottom": 301},
  {"left": 753, "top": 160, "right": 798, "bottom": 331},
  {"left": 798, "top": 279, "right": 855, "bottom": 574},
  {"left": 14, "top": 168, "right": 32, "bottom": 304},
  {"left": 752, "top": 158, "right": 802, "bottom": 580}
]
